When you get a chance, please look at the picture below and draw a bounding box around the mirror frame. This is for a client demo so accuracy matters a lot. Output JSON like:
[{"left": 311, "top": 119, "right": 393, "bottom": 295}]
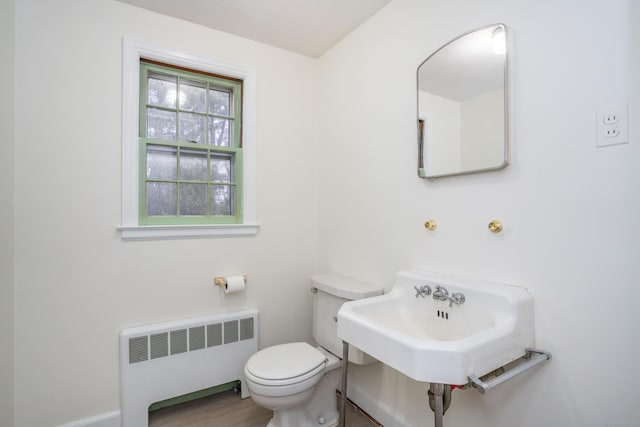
[{"left": 417, "top": 23, "right": 510, "bottom": 179}]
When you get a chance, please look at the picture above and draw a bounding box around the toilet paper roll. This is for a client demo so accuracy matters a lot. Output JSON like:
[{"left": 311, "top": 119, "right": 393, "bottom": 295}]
[{"left": 224, "top": 275, "right": 246, "bottom": 294}]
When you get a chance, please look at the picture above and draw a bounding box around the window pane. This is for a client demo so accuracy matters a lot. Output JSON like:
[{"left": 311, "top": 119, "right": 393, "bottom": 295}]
[
  {"left": 179, "top": 149, "right": 208, "bottom": 181},
  {"left": 210, "top": 185, "right": 235, "bottom": 216},
  {"left": 139, "top": 62, "right": 243, "bottom": 225},
  {"left": 209, "top": 89, "right": 231, "bottom": 116},
  {"left": 209, "top": 117, "right": 232, "bottom": 146},
  {"left": 179, "top": 183, "right": 207, "bottom": 215},
  {"left": 147, "top": 108, "right": 176, "bottom": 140},
  {"left": 179, "top": 112, "right": 206, "bottom": 143},
  {"left": 146, "top": 145, "right": 177, "bottom": 180},
  {"left": 210, "top": 154, "right": 232, "bottom": 183},
  {"left": 147, "top": 73, "right": 177, "bottom": 108},
  {"left": 179, "top": 79, "right": 206, "bottom": 113},
  {"left": 147, "top": 182, "right": 177, "bottom": 215}
]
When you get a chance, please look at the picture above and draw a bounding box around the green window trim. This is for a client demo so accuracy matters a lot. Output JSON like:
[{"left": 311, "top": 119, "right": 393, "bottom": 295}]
[{"left": 138, "top": 60, "right": 243, "bottom": 225}]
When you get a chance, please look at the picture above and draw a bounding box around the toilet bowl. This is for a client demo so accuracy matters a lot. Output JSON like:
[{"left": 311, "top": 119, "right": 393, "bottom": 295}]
[
  {"left": 245, "top": 343, "right": 341, "bottom": 427},
  {"left": 243, "top": 274, "right": 382, "bottom": 427}
]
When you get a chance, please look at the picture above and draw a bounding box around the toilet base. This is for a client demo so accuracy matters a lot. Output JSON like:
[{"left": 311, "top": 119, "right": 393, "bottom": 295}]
[
  {"left": 266, "top": 407, "right": 338, "bottom": 427},
  {"left": 259, "top": 361, "right": 341, "bottom": 427}
]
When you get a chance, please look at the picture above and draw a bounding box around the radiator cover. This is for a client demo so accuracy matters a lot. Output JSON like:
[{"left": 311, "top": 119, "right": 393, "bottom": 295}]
[{"left": 120, "top": 308, "right": 258, "bottom": 427}]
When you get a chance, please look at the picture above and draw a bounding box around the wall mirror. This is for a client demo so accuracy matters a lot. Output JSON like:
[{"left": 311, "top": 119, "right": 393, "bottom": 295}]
[{"left": 417, "top": 23, "right": 509, "bottom": 179}]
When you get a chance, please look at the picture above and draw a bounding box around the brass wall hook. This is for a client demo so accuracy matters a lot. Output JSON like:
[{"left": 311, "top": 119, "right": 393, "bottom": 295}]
[
  {"left": 424, "top": 219, "right": 437, "bottom": 231},
  {"left": 488, "top": 220, "right": 503, "bottom": 233}
]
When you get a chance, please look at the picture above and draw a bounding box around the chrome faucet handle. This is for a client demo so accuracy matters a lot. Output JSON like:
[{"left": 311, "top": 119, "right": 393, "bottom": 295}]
[
  {"left": 449, "top": 292, "right": 466, "bottom": 307},
  {"left": 414, "top": 285, "right": 432, "bottom": 298}
]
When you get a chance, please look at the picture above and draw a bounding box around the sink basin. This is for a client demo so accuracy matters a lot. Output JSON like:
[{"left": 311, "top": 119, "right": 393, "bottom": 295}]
[{"left": 337, "top": 270, "right": 535, "bottom": 385}]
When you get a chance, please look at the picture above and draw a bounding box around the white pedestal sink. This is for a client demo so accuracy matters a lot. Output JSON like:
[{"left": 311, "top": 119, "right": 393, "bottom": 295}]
[{"left": 337, "top": 270, "right": 535, "bottom": 385}]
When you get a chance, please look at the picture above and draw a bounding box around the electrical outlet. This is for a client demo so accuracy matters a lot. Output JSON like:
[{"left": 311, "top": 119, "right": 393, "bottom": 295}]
[
  {"left": 597, "top": 104, "right": 628, "bottom": 147},
  {"left": 604, "top": 126, "right": 621, "bottom": 138},
  {"left": 602, "top": 113, "right": 620, "bottom": 125}
]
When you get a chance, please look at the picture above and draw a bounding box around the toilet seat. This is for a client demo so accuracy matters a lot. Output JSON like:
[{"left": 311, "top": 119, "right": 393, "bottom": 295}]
[{"left": 245, "top": 342, "right": 327, "bottom": 387}]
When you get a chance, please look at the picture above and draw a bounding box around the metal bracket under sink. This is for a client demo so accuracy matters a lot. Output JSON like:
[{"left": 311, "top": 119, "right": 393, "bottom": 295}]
[{"left": 468, "top": 348, "right": 552, "bottom": 394}]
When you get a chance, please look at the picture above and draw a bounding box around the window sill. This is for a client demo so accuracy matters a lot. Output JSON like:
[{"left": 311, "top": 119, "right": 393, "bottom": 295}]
[{"left": 118, "top": 223, "right": 260, "bottom": 240}]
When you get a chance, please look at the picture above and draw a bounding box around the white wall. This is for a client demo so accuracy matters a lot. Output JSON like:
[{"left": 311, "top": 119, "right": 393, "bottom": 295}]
[
  {"left": 13, "top": 1, "right": 319, "bottom": 426},
  {"left": 0, "top": 0, "right": 15, "bottom": 426},
  {"left": 319, "top": 0, "right": 640, "bottom": 426}
]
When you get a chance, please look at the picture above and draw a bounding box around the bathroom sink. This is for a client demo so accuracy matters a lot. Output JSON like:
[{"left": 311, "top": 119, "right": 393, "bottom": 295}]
[{"left": 337, "top": 270, "right": 535, "bottom": 385}]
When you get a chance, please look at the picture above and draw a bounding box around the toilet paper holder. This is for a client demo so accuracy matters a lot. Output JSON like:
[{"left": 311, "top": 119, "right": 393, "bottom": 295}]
[{"left": 213, "top": 275, "right": 248, "bottom": 287}]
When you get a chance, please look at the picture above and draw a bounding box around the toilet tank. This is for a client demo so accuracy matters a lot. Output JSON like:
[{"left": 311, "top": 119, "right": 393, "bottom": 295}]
[{"left": 311, "top": 273, "right": 383, "bottom": 364}]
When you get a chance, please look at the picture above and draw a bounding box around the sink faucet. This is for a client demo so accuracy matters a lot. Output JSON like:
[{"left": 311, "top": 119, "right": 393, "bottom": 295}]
[{"left": 433, "top": 285, "right": 449, "bottom": 301}]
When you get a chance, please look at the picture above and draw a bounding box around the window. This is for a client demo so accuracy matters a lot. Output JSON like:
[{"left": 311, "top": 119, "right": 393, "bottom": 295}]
[
  {"left": 120, "top": 39, "right": 257, "bottom": 239},
  {"left": 140, "top": 60, "right": 242, "bottom": 225}
]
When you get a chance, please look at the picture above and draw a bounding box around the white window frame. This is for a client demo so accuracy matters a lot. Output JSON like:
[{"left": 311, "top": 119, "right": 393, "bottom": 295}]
[{"left": 119, "top": 38, "right": 258, "bottom": 240}]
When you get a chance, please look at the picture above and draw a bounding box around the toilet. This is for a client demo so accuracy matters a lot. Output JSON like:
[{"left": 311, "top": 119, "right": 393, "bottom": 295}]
[{"left": 244, "top": 273, "right": 383, "bottom": 427}]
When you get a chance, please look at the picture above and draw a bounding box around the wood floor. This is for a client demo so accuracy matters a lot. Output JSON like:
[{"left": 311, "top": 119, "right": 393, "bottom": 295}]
[{"left": 148, "top": 389, "right": 381, "bottom": 427}]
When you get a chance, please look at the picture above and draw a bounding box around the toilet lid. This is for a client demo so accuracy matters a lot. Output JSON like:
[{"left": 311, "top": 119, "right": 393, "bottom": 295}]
[{"left": 245, "top": 342, "right": 327, "bottom": 382}]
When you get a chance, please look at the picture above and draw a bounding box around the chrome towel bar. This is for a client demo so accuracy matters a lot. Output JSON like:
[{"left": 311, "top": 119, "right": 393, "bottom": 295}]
[{"left": 468, "top": 348, "right": 552, "bottom": 394}]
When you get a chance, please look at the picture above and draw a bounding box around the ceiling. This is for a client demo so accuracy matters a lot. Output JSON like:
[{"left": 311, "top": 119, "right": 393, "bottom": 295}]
[{"left": 117, "top": 0, "right": 391, "bottom": 58}]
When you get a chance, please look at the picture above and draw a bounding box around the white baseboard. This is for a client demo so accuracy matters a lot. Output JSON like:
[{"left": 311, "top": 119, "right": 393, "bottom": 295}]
[
  {"left": 57, "top": 411, "right": 121, "bottom": 427},
  {"left": 347, "top": 383, "right": 410, "bottom": 427}
]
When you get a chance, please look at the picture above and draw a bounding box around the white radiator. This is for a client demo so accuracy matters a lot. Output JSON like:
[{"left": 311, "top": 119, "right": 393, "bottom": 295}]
[{"left": 120, "top": 308, "right": 258, "bottom": 427}]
